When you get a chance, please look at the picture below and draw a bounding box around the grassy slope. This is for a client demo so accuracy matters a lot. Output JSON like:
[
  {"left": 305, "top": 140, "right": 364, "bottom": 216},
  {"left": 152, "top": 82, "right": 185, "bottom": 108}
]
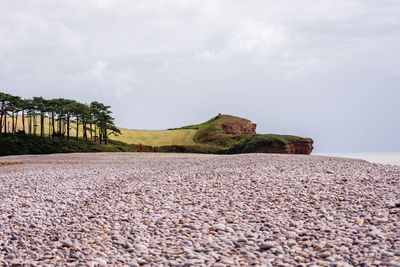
[
  {"left": 111, "top": 128, "right": 197, "bottom": 146},
  {"left": 6, "top": 115, "right": 196, "bottom": 147},
  {"left": 174, "top": 114, "right": 251, "bottom": 147}
]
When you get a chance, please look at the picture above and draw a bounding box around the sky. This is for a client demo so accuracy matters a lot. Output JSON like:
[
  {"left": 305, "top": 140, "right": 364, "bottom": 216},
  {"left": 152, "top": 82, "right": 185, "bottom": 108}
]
[{"left": 1, "top": 0, "right": 399, "bottom": 153}]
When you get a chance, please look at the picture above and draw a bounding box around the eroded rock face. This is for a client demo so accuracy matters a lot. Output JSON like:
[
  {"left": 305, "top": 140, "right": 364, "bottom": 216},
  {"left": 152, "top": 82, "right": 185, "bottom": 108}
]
[
  {"left": 249, "top": 140, "right": 314, "bottom": 155},
  {"left": 285, "top": 141, "right": 314, "bottom": 155},
  {"left": 221, "top": 121, "right": 256, "bottom": 136}
]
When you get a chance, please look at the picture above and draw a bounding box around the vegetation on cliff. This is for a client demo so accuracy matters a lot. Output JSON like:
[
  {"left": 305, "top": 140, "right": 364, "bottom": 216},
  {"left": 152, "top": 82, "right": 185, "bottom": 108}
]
[
  {"left": 168, "top": 114, "right": 256, "bottom": 148},
  {"left": 222, "top": 134, "right": 313, "bottom": 154}
]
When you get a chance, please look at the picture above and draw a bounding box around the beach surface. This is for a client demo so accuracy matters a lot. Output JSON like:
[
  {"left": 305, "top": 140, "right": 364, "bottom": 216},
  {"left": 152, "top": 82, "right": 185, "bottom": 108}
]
[{"left": 0, "top": 153, "right": 399, "bottom": 266}]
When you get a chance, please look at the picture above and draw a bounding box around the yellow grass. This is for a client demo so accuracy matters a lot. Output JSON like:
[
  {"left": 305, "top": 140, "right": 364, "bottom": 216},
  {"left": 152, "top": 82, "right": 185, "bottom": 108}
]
[
  {"left": 4, "top": 115, "right": 197, "bottom": 147},
  {"left": 111, "top": 128, "right": 197, "bottom": 146},
  {"left": 4, "top": 115, "right": 83, "bottom": 138}
]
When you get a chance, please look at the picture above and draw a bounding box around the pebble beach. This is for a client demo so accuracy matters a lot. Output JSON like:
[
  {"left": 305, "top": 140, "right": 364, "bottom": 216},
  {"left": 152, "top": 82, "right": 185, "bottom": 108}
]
[{"left": 0, "top": 153, "right": 399, "bottom": 266}]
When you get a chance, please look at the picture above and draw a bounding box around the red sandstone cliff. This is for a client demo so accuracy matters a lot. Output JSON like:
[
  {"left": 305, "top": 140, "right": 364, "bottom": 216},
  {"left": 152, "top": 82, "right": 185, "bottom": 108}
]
[
  {"left": 284, "top": 141, "right": 314, "bottom": 155},
  {"left": 221, "top": 120, "right": 256, "bottom": 137}
]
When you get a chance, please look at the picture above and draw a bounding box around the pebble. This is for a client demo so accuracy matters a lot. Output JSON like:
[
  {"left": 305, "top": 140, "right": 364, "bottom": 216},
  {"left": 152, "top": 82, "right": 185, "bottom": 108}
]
[
  {"left": 69, "top": 253, "right": 79, "bottom": 259},
  {"left": 93, "top": 258, "right": 107, "bottom": 265},
  {"left": 27, "top": 251, "right": 38, "bottom": 259},
  {"left": 326, "top": 169, "right": 336, "bottom": 174},
  {"left": 0, "top": 153, "right": 398, "bottom": 266},
  {"left": 127, "top": 262, "right": 140, "bottom": 267},
  {"left": 260, "top": 241, "right": 277, "bottom": 250},
  {"left": 317, "top": 251, "right": 331, "bottom": 258},
  {"left": 213, "top": 224, "right": 225, "bottom": 231},
  {"left": 61, "top": 241, "right": 73, "bottom": 248},
  {"left": 387, "top": 261, "right": 400, "bottom": 267}
]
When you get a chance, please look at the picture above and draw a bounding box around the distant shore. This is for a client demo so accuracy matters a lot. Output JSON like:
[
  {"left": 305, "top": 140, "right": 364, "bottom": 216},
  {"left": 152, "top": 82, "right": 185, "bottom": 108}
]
[{"left": 313, "top": 152, "right": 400, "bottom": 166}]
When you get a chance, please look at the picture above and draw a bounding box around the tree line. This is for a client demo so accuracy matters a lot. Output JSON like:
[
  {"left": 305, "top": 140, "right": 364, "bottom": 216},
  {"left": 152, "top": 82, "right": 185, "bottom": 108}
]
[{"left": 0, "top": 92, "right": 121, "bottom": 144}]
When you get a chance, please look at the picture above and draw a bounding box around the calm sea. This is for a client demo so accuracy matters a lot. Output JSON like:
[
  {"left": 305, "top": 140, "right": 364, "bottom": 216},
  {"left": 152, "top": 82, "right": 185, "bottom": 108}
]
[{"left": 313, "top": 152, "right": 400, "bottom": 166}]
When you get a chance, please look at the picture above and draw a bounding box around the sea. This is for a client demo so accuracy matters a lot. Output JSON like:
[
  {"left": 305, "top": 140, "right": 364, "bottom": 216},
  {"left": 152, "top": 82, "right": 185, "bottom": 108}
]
[{"left": 313, "top": 152, "right": 400, "bottom": 166}]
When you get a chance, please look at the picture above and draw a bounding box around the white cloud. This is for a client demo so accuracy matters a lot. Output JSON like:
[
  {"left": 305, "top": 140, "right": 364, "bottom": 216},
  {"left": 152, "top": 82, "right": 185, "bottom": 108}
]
[
  {"left": 95, "top": 0, "right": 115, "bottom": 9},
  {"left": 87, "top": 61, "right": 107, "bottom": 80},
  {"left": 0, "top": 0, "right": 400, "bottom": 151},
  {"left": 198, "top": 21, "right": 288, "bottom": 61},
  {"left": 228, "top": 21, "right": 288, "bottom": 56},
  {"left": 113, "top": 69, "right": 137, "bottom": 99}
]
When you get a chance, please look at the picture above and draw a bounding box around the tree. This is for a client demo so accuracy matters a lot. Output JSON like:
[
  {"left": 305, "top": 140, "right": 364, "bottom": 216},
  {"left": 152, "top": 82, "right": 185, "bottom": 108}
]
[
  {"left": 0, "top": 92, "right": 12, "bottom": 134},
  {"left": 0, "top": 91, "right": 121, "bottom": 145},
  {"left": 91, "top": 101, "right": 120, "bottom": 144},
  {"left": 68, "top": 102, "right": 86, "bottom": 141},
  {"left": 46, "top": 99, "right": 57, "bottom": 137},
  {"left": 64, "top": 99, "right": 77, "bottom": 141},
  {"left": 32, "top": 97, "right": 46, "bottom": 138},
  {"left": 20, "top": 98, "right": 30, "bottom": 134},
  {"left": 24, "top": 99, "right": 36, "bottom": 135},
  {"left": 8, "top": 95, "right": 21, "bottom": 134}
]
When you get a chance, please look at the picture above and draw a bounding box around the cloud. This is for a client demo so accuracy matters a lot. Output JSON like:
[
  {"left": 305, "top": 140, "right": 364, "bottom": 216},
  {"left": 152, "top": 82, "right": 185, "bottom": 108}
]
[
  {"left": 86, "top": 61, "right": 107, "bottom": 80},
  {"left": 198, "top": 21, "right": 289, "bottom": 61},
  {"left": 0, "top": 0, "right": 400, "bottom": 151}
]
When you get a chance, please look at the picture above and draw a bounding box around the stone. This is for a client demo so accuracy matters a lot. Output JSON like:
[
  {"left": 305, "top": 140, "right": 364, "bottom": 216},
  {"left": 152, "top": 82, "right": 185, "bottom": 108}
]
[
  {"left": 213, "top": 224, "right": 225, "bottom": 231},
  {"left": 27, "top": 251, "right": 38, "bottom": 260},
  {"left": 69, "top": 253, "right": 79, "bottom": 259},
  {"left": 93, "top": 258, "right": 107, "bottom": 266},
  {"left": 127, "top": 262, "right": 140, "bottom": 267},
  {"left": 386, "top": 261, "right": 400, "bottom": 267},
  {"left": 61, "top": 241, "right": 73, "bottom": 248},
  {"left": 317, "top": 251, "right": 331, "bottom": 258},
  {"left": 326, "top": 169, "right": 335, "bottom": 174},
  {"left": 259, "top": 241, "right": 277, "bottom": 250},
  {"left": 10, "top": 260, "right": 22, "bottom": 267}
]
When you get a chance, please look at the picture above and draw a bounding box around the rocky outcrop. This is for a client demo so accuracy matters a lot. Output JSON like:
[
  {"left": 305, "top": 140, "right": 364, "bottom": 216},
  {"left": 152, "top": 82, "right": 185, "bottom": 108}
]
[
  {"left": 223, "top": 134, "right": 314, "bottom": 155},
  {"left": 221, "top": 121, "right": 256, "bottom": 136},
  {"left": 285, "top": 141, "right": 314, "bottom": 155},
  {"left": 183, "top": 114, "right": 314, "bottom": 155},
  {"left": 249, "top": 141, "right": 313, "bottom": 155}
]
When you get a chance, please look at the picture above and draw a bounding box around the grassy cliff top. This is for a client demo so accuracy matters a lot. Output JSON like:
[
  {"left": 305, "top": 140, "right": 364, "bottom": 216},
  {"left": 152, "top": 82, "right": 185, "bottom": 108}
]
[
  {"left": 176, "top": 114, "right": 252, "bottom": 130},
  {"left": 112, "top": 114, "right": 254, "bottom": 147},
  {"left": 171, "top": 114, "right": 254, "bottom": 146}
]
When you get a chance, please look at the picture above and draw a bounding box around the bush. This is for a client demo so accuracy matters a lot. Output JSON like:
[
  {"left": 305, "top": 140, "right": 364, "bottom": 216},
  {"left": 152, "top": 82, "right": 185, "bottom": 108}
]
[{"left": 0, "top": 134, "right": 135, "bottom": 156}]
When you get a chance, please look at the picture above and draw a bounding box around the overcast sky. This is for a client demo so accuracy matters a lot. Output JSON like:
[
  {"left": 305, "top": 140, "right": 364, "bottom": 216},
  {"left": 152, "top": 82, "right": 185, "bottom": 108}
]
[{"left": 1, "top": 0, "right": 399, "bottom": 153}]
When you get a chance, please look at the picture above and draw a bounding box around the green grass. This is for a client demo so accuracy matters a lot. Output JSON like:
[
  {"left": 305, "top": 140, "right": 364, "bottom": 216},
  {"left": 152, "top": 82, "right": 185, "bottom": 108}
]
[{"left": 174, "top": 114, "right": 253, "bottom": 146}]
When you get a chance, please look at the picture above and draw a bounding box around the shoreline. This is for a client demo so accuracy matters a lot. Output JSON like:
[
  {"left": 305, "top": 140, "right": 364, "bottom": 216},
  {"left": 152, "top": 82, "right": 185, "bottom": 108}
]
[
  {"left": 313, "top": 152, "right": 400, "bottom": 166},
  {"left": 2, "top": 152, "right": 400, "bottom": 166}
]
